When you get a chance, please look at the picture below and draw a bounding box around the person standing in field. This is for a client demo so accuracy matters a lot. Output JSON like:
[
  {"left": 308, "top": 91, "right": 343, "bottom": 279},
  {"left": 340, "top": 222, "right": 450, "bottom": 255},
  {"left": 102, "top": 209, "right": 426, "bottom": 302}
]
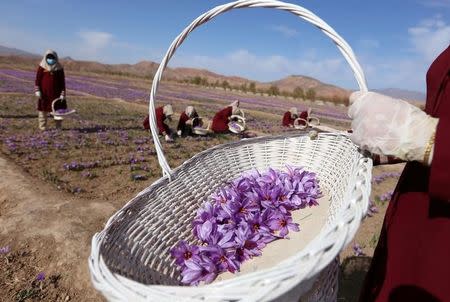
[
  {"left": 349, "top": 45, "right": 450, "bottom": 302},
  {"left": 143, "top": 104, "right": 174, "bottom": 142},
  {"left": 177, "top": 106, "right": 201, "bottom": 136},
  {"left": 211, "top": 100, "right": 240, "bottom": 133},
  {"left": 34, "top": 49, "right": 66, "bottom": 131}
]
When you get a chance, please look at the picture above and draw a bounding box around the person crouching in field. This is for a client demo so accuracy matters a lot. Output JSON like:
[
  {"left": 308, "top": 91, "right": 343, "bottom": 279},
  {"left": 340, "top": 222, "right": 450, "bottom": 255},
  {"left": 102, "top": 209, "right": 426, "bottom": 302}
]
[
  {"left": 177, "top": 106, "right": 201, "bottom": 136},
  {"left": 282, "top": 107, "right": 309, "bottom": 128},
  {"left": 143, "top": 104, "right": 174, "bottom": 142},
  {"left": 211, "top": 100, "right": 240, "bottom": 133},
  {"left": 34, "top": 49, "right": 66, "bottom": 131}
]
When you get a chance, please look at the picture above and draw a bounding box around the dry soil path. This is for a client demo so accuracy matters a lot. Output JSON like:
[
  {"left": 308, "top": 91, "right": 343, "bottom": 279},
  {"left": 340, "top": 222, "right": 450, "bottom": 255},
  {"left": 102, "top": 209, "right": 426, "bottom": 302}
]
[{"left": 0, "top": 155, "right": 117, "bottom": 301}]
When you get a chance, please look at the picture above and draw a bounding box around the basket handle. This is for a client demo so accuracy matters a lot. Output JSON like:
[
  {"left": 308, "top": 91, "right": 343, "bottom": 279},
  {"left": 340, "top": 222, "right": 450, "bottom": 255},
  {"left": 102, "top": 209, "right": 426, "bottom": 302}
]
[{"left": 148, "top": 0, "right": 368, "bottom": 177}]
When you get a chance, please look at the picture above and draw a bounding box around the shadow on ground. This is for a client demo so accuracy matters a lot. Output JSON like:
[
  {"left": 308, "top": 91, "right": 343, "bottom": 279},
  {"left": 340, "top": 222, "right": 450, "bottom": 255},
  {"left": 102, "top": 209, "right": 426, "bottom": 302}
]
[{"left": 337, "top": 256, "right": 372, "bottom": 302}]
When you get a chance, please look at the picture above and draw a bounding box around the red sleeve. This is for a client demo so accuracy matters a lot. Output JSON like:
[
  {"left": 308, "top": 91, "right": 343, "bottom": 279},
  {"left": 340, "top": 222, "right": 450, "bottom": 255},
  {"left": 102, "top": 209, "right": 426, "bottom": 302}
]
[
  {"left": 429, "top": 116, "right": 450, "bottom": 200},
  {"left": 35, "top": 66, "right": 43, "bottom": 92},
  {"left": 156, "top": 107, "right": 169, "bottom": 135},
  {"left": 143, "top": 115, "right": 150, "bottom": 130},
  {"left": 177, "top": 112, "right": 189, "bottom": 131},
  {"left": 298, "top": 111, "right": 308, "bottom": 126},
  {"left": 282, "top": 112, "right": 292, "bottom": 127}
]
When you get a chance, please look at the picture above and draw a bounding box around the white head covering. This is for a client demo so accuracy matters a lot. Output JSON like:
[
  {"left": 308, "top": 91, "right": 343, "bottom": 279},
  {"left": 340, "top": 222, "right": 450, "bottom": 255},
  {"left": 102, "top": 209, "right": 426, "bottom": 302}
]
[
  {"left": 185, "top": 106, "right": 196, "bottom": 118},
  {"left": 230, "top": 100, "right": 240, "bottom": 115},
  {"left": 39, "top": 49, "right": 63, "bottom": 72},
  {"left": 289, "top": 107, "right": 298, "bottom": 116},
  {"left": 163, "top": 104, "right": 174, "bottom": 117}
]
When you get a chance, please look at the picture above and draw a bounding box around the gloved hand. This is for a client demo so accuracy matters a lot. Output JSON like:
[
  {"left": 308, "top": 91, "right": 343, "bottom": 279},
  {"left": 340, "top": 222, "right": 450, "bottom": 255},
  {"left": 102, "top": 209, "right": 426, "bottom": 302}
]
[
  {"left": 35, "top": 91, "right": 41, "bottom": 98},
  {"left": 165, "top": 134, "right": 173, "bottom": 142},
  {"left": 59, "top": 94, "right": 65, "bottom": 100},
  {"left": 348, "top": 91, "right": 438, "bottom": 163},
  {"left": 177, "top": 130, "right": 182, "bottom": 136}
]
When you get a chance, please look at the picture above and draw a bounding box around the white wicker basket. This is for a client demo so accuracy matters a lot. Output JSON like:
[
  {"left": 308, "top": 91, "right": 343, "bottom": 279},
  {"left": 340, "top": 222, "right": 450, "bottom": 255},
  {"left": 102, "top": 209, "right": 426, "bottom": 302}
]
[{"left": 89, "top": 1, "right": 371, "bottom": 301}]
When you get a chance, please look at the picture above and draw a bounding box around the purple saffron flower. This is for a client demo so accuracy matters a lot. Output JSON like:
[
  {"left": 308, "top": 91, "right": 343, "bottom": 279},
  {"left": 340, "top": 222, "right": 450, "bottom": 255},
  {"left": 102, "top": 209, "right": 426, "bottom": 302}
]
[
  {"left": 36, "top": 272, "right": 45, "bottom": 281},
  {"left": 0, "top": 246, "right": 10, "bottom": 254},
  {"left": 267, "top": 212, "right": 300, "bottom": 238},
  {"left": 170, "top": 241, "right": 200, "bottom": 266},
  {"left": 201, "top": 245, "right": 240, "bottom": 273},
  {"left": 181, "top": 255, "right": 218, "bottom": 285},
  {"left": 353, "top": 243, "right": 365, "bottom": 256},
  {"left": 234, "top": 225, "right": 264, "bottom": 261}
]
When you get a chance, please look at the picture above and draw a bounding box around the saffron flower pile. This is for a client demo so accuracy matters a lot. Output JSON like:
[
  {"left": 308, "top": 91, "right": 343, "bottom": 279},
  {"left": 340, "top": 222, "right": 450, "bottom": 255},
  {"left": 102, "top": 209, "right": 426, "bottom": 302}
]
[{"left": 171, "top": 166, "right": 322, "bottom": 285}]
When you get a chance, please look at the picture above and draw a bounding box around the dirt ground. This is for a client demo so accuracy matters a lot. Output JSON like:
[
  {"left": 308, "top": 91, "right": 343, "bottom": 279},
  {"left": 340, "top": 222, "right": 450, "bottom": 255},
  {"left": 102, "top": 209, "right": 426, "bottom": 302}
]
[
  {"left": 0, "top": 150, "right": 403, "bottom": 302},
  {"left": 0, "top": 156, "right": 113, "bottom": 301}
]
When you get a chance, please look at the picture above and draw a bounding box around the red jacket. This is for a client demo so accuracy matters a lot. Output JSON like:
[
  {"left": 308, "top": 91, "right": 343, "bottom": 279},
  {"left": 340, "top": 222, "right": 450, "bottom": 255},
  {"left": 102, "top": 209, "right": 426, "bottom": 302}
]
[
  {"left": 282, "top": 112, "right": 294, "bottom": 127},
  {"left": 360, "top": 46, "right": 450, "bottom": 302},
  {"left": 143, "top": 107, "right": 170, "bottom": 135},
  {"left": 211, "top": 106, "right": 232, "bottom": 133},
  {"left": 35, "top": 66, "right": 66, "bottom": 112},
  {"left": 177, "top": 111, "right": 199, "bottom": 134}
]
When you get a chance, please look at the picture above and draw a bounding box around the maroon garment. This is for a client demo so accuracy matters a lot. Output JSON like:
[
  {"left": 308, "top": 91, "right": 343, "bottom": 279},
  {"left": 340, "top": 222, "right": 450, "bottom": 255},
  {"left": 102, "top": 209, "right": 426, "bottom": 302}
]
[
  {"left": 35, "top": 66, "right": 66, "bottom": 112},
  {"left": 359, "top": 46, "right": 450, "bottom": 302},
  {"left": 282, "top": 111, "right": 294, "bottom": 127},
  {"left": 211, "top": 106, "right": 232, "bottom": 133},
  {"left": 177, "top": 111, "right": 199, "bottom": 135},
  {"left": 299, "top": 110, "right": 308, "bottom": 126},
  {"left": 143, "top": 107, "right": 171, "bottom": 135}
]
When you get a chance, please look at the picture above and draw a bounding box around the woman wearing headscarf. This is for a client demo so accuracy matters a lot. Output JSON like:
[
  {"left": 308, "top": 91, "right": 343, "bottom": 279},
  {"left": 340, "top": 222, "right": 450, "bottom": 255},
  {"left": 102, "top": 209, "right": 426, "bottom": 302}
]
[
  {"left": 34, "top": 49, "right": 66, "bottom": 130},
  {"left": 282, "top": 107, "right": 298, "bottom": 127},
  {"left": 211, "top": 100, "right": 240, "bottom": 133},
  {"left": 350, "top": 45, "right": 450, "bottom": 302},
  {"left": 177, "top": 106, "right": 200, "bottom": 136},
  {"left": 143, "top": 104, "right": 174, "bottom": 142}
]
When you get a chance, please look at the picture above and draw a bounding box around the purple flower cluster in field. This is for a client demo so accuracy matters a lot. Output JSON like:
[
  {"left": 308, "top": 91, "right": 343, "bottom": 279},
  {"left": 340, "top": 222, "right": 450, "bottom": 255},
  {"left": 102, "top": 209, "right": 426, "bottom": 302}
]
[
  {"left": 372, "top": 172, "right": 401, "bottom": 184},
  {"left": 378, "top": 191, "right": 394, "bottom": 202},
  {"left": 36, "top": 272, "right": 45, "bottom": 281},
  {"left": 367, "top": 200, "right": 379, "bottom": 217},
  {"left": 64, "top": 160, "right": 100, "bottom": 171},
  {"left": 352, "top": 243, "right": 365, "bottom": 256},
  {"left": 171, "top": 166, "right": 322, "bottom": 285},
  {"left": 0, "top": 245, "right": 10, "bottom": 254},
  {"left": 0, "top": 68, "right": 350, "bottom": 122}
]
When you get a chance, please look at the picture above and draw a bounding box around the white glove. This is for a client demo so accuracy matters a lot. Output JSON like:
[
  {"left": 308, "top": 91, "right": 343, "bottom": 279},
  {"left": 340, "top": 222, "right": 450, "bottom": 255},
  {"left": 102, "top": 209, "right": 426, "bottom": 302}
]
[
  {"left": 348, "top": 91, "right": 438, "bottom": 163},
  {"left": 60, "top": 94, "right": 65, "bottom": 100},
  {"left": 35, "top": 91, "right": 41, "bottom": 98},
  {"left": 177, "top": 130, "right": 182, "bottom": 136},
  {"left": 165, "top": 134, "right": 173, "bottom": 142}
]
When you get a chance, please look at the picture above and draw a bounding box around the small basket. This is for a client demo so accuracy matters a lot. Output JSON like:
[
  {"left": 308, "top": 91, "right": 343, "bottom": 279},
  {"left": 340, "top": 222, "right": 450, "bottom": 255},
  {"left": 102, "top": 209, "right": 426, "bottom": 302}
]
[
  {"left": 192, "top": 127, "right": 210, "bottom": 136},
  {"left": 192, "top": 117, "right": 210, "bottom": 135},
  {"left": 50, "top": 97, "right": 76, "bottom": 120},
  {"left": 294, "top": 116, "right": 320, "bottom": 130},
  {"left": 89, "top": 1, "right": 370, "bottom": 301},
  {"left": 228, "top": 114, "right": 246, "bottom": 134}
]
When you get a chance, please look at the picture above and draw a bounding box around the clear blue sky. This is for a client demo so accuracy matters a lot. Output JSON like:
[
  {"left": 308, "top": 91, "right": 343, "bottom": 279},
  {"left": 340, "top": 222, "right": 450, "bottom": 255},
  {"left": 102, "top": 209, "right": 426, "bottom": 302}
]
[{"left": 1, "top": 0, "right": 449, "bottom": 92}]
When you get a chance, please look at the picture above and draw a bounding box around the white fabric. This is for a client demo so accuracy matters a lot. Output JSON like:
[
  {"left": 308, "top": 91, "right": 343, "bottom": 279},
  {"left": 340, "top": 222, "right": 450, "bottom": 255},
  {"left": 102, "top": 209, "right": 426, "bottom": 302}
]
[
  {"left": 348, "top": 91, "right": 438, "bottom": 163},
  {"left": 163, "top": 104, "right": 173, "bottom": 117},
  {"left": 39, "top": 49, "right": 63, "bottom": 72},
  {"left": 230, "top": 100, "right": 240, "bottom": 115},
  {"left": 177, "top": 130, "right": 182, "bottom": 136},
  {"left": 289, "top": 107, "right": 298, "bottom": 117},
  {"left": 35, "top": 91, "right": 41, "bottom": 98},
  {"left": 185, "top": 106, "right": 195, "bottom": 118}
]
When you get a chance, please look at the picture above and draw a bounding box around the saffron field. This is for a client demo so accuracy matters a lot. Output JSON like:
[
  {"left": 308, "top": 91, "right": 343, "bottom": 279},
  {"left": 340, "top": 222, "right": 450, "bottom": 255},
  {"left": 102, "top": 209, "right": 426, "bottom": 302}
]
[{"left": 0, "top": 67, "right": 403, "bottom": 301}]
